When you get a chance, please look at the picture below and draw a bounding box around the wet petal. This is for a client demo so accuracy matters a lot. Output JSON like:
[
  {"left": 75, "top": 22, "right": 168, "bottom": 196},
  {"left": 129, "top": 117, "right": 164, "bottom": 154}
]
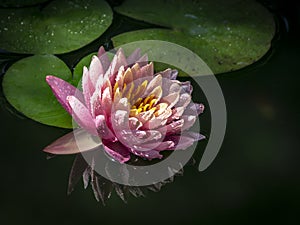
[
  {"left": 67, "top": 96, "right": 97, "bottom": 135},
  {"left": 46, "top": 75, "right": 82, "bottom": 115},
  {"left": 97, "top": 46, "right": 110, "bottom": 71},
  {"left": 157, "top": 68, "right": 177, "bottom": 80},
  {"left": 109, "top": 48, "right": 128, "bottom": 75},
  {"left": 167, "top": 135, "right": 195, "bottom": 150},
  {"left": 158, "top": 119, "right": 184, "bottom": 135},
  {"left": 82, "top": 66, "right": 93, "bottom": 111},
  {"left": 143, "top": 140, "right": 175, "bottom": 151},
  {"left": 140, "top": 62, "right": 154, "bottom": 78},
  {"left": 102, "top": 140, "right": 130, "bottom": 163},
  {"left": 129, "top": 148, "right": 163, "bottom": 160},
  {"left": 181, "top": 115, "right": 197, "bottom": 131},
  {"left": 101, "top": 86, "right": 113, "bottom": 115},
  {"left": 181, "top": 81, "right": 193, "bottom": 94},
  {"left": 161, "top": 92, "right": 180, "bottom": 109},
  {"left": 89, "top": 55, "right": 104, "bottom": 85},
  {"left": 43, "top": 128, "right": 101, "bottom": 155},
  {"left": 185, "top": 103, "right": 205, "bottom": 115},
  {"left": 175, "top": 93, "right": 191, "bottom": 108},
  {"left": 146, "top": 74, "right": 162, "bottom": 95},
  {"left": 185, "top": 131, "right": 206, "bottom": 141},
  {"left": 129, "top": 117, "right": 142, "bottom": 130},
  {"left": 95, "top": 115, "right": 116, "bottom": 141}
]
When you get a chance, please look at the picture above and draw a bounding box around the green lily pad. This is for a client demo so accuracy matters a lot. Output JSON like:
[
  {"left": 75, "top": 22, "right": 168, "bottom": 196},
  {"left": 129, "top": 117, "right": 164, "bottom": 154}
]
[
  {"left": 2, "top": 55, "right": 81, "bottom": 128},
  {"left": 114, "top": 0, "right": 275, "bottom": 74},
  {"left": 0, "top": 0, "right": 47, "bottom": 7},
  {"left": 0, "top": 0, "right": 112, "bottom": 54}
]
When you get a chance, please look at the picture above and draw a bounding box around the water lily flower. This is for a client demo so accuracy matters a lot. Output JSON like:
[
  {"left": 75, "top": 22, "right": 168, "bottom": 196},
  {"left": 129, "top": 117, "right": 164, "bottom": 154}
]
[{"left": 44, "top": 46, "right": 205, "bottom": 163}]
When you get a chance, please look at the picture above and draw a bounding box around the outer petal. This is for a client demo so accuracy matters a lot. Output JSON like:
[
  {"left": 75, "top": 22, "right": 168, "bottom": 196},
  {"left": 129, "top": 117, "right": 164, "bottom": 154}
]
[
  {"left": 43, "top": 128, "right": 101, "bottom": 155},
  {"left": 136, "top": 54, "right": 148, "bottom": 67},
  {"left": 161, "top": 92, "right": 180, "bottom": 109},
  {"left": 109, "top": 48, "right": 128, "bottom": 76},
  {"left": 157, "top": 68, "right": 178, "bottom": 80},
  {"left": 89, "top": 56, "right": 104, "bottom": 85},
  {"left": 175, "top": 93, "right": 191, "bottom": 108},
  {"left": 185, "top": 103, "right": 205, "bottom": 116},
  {"left": 181, "top": 115, "right": 197, "bottom": 131},
  {"left": 46, "top": 75, "right": 82, "bottom": 115},
  {"left": 82, "top": 66, "right": 93, "bottom": 111},
  {"left": 67, "top": 96, "right": 97, "bottom": 136},
  {"left": 166, "top": 132, "right": 205, "bottom": 150},
  {"left": 158, "top": 119, "right": 184, "bottom": 135},
  {"left": 126, "top": 48, "right": 141, "bottom": 65},
  {"left": 95, "top": 115, "right": 116, "bottom": 141},
  {"left": 129, "top": 148, "right": 163, "bottom": 160},
  {"left": 102, "top": 140, "right": 130, "bottom": 163},
  {"left": 97, "top": 46, "right": 110, "bottom": 71}
]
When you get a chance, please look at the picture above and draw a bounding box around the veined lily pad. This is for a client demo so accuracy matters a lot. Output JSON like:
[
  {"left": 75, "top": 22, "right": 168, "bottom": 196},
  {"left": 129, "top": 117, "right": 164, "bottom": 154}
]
[
  {"left": 114, "top": 0, "right": 275, "bottom": 74},
  {"left": 2, "top": 55, "right": 81, "bottom": 128},
  {"left": 0, "top": 0, "right": 112, "bottom": 54}
]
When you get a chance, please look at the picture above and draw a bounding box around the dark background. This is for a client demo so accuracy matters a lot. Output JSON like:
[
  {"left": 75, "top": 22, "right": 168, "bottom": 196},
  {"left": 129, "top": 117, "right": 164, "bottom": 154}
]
[{"left": 1, "top": 0, "right": 299, "bottom": 224}]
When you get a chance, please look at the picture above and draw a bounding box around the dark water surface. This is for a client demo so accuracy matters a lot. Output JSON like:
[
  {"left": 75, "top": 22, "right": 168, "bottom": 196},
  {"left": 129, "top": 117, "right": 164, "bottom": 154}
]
[{"left": 0, "top": 0, "right": 299, "bottom": 224}]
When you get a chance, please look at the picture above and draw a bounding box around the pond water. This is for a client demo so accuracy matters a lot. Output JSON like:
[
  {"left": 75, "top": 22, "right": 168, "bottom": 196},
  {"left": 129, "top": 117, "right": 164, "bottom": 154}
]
[{"left": 0, "top": 0, "right": 299, "bottom": 224}]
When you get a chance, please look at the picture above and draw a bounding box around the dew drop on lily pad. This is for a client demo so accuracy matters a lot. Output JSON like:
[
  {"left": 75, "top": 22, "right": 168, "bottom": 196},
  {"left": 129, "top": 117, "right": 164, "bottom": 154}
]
[
  {"left": 2, "top": 55, "right": 80, "bottom": 128},
  {"left": 0, "top": 0, "right": 113, "bottom": 54},
  {"left": 113, "top": 0, "right": 276, "bottom": 74}
]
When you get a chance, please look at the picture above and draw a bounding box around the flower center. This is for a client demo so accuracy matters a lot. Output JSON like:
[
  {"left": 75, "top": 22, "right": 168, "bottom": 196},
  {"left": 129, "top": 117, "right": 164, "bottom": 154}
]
[{"left": 130, "top": 94, "right": 158, "bottom": 116}]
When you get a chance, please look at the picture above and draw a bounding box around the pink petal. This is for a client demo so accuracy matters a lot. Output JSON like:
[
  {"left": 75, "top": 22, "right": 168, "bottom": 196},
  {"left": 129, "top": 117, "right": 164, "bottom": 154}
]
[
  {"left": 109, "top": 48, "right": 128, "bottom": 75},
  {"left": 129, "top": 148, "right": 163, "bottom": 160},
  {"left": 166, "top": 132, "right": 205, "bottom": 150},
  {"left": 140, "top": 62, "right": 154, "bottom": 79},
  {"left": 82, "top": 66, "right": 93, "bottom": 111},
  {"left": 167, "top": 135, "right": 195, "bottom": 150},
  {"left": 157, "top": 68, "right": 178, "bottom": 80},
  {"left": 161, "top": 92, "right": 180, "bottom": 109},
  {"left": 129, "top": 117, "right": 142, "bottom": 130},
  {"left": 43, "top": 128, "right": 101, "bottom": 155},
  {"left": 90, "top": 75, "right": 105, "bottom": 117},
  {"left": 170, "top": 70, "right": 178, "bottom": 80},
  {"left": 181, "top": 115, "right": 197, "bottom": 131},
  {"left": 145, "top": 74, "right": 162, "bottom": 96},
  {"left": 185, "top": 103, "right": 205, "bottom": 115},
  {"left": 135, "top": 110, "right": 155, "bottom": 124},
  {"left": 126, "top": 48, "right": 141, "bottom": 65},
  {"left": 156, "top": 68, "right": 171, "bottom": 78},
  {"left": 46, "top": 75, "right": 82, "bottom": 115},
  {"left": 102, "top": 140, "right": 130, "bottom": 163},
  {"left": 158, "top": 119, "right": 184, "bottom": 135},
  {"left": 175, "top": 93, "right": 191, "bottom": 108},
  {"left": 67, "top": 96, "right": 97, "bottom": 136},
  {"left": 95, "top": 115, "right": 116, "bottom": 141},
  {"left": 142, "top": 141, "right": 175, "bottom": 151},
  {"left": 101, "top": 86, "right": 113, "bottom": 115},
  {"left": 166, "top": 105, "right": 185, "bottom": 124},
  {"left": 185, "top": 131, "right": 206, "bottom": 141},
  {"left": 181, "top": 81, "right": 193, "bottom": 94},
  {"left": 143, "top": 109, "right": 172, "bottom": 129},
  {"left": 89, "top": 55, "right": 104, "bottom": 85},
  {"left": 136, "top": 54, "right": 148, "bottom": 67},
  {"left": 97, "top": 46, "right": 110, "bottom": 71}
]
